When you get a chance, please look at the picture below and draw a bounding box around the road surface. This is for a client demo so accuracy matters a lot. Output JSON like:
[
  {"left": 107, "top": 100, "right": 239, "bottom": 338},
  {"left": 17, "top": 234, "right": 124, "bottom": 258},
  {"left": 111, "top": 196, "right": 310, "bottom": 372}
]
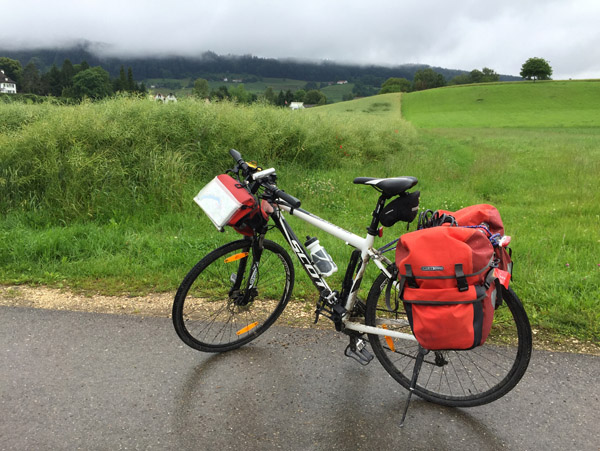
[{"left": 1, "top": 306, "right": 598, "bottom": 450}]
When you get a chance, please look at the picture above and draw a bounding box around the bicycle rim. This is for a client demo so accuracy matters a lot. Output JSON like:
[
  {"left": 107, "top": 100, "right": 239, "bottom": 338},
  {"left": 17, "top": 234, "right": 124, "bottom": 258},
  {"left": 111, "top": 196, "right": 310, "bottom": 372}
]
[
  {"left": 173, "top": 239, "right": 294, "bottom": 352},
  {"left": 366, "top": 273, "right": 532, "bottom": 407}
]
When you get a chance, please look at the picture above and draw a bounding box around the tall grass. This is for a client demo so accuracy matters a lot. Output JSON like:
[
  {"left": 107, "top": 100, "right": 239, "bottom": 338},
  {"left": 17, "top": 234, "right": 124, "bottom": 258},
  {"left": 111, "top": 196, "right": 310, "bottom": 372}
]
[{"left": 0, "top": 96, "right": 415, "bottom": 223}]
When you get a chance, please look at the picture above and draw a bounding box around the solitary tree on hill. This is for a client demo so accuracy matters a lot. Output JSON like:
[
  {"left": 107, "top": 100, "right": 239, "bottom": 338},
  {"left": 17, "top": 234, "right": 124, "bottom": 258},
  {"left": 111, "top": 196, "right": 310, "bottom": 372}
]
[
  {"left": 520, "top": 57, "right": 552, "bottom": 81},
  {"left": 379, "top": 77, "right": 411, "bottom": 94}
]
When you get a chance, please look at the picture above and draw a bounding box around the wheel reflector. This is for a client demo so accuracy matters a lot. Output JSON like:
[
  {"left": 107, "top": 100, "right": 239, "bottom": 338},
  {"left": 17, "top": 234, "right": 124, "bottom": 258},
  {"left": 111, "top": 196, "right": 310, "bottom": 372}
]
[
  {"left": 382, "top": 324, "right": 396, "bottom": 352},
  {"left": 236, "top": 322, "right": 259, "bottom": 335},
  {"left": 224, "top": 252, "right": 249, "bottom": 263}
]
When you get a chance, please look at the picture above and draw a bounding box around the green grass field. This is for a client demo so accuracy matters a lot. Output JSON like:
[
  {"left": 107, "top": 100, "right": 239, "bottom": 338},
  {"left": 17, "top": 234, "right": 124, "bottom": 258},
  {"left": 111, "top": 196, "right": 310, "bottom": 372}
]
[
  {"left": 401, "top": 81, "right": 599, "bottom": 342},
  {"left": 402, "top": 80, "right": 600, "bottom": 127},
  {"left": 0, "top": 81, "right": 598, "bottom": 344}
]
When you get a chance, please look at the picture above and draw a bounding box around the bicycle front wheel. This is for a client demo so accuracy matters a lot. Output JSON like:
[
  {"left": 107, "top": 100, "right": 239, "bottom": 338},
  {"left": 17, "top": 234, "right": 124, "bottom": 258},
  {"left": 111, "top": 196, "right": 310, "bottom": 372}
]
[
  {"left": 173, "top": 239, "right": 294, "bottom": 352},
  {"left": 365, "top": 272, "right": 532, "bottom": 407}
]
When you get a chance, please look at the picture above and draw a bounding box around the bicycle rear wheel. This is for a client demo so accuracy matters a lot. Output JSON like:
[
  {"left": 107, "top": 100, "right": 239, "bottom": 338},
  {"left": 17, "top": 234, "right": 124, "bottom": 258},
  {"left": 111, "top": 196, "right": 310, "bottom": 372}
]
[
  {"left": 173, "top": 239, "right": 294, "bottom": 352},
  {"left": 365, "top": 272, "right": 532, "bottom": 407}
]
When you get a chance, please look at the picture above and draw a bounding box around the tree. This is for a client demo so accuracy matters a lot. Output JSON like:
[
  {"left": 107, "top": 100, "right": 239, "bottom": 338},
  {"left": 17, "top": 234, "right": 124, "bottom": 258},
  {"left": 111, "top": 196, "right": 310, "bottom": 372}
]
[
  {"left": 284, "top": 89, "right": 294, "bottom": 105},
  {"left": 480, "top": 67, "right": 500, "bottom": 82},
  {"left": 448, "top": 73, "right": 472, "bottom": 85},
  {"left": 520, "top": 57, "right": 552, "bottom": 81},
  {"left": 304, "top": 89, "right": 326, "bottom": 105},
  {"left": 127, "top": 67, "right": 135, "bottom": 91},
  {"left": 21, "top": 62, "right": 43, "bottom": 94},
  {"left": 229, "top": 84, "right": 254, "bottom": 103},
  {"left": 70, "top": 67, "right": 113, "bottom": 99},
  {"left": 412, "top": 68, "right": 446, "bottom": 91},
  {"left": 77, "top": 61, "right": 90, "bottom": 73},
  {"left": 276, "top": 90, "right": 285, "bottom": 106},
  {"left": 352, "top": 81, "right": 378, "bottom": 97},
  {"left": 114, "top": 65, "right": 127, "bottom": 92},
  {"left": 379, "top": 77, "right": 411, "bottom": 94},
  {"left": 193, "top": 78, "right": 210, "bottom": 98},
  {"left": 61, "top": 59, "right": 76, "bottom": 89},
  {"left": 211, "top": 85, "right": 230, "bottom": 100},
  {"left": 262, "top": 86, "right": 276, "bottom": 104},
  {"left": 43, "top": 64, "right": 62, "bottom": 97},
  {"left": 0, "top": 57, "right": 23, "bottom": 88},
  {"left": 450, "top": 67, "right": 500, "bottom": 85},
  {"left": 293, "top": 89, "right": 306, "bottom": 102}
]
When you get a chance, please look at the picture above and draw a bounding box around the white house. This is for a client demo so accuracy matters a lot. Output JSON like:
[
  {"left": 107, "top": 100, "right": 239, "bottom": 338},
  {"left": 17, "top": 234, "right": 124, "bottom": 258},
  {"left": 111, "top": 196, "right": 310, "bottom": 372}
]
[
  {"left": 0, "top": 70, "right": 17, "bottom": 94},
  {"left": 289, "top": 102, "right": 304, "bottom": 110}
]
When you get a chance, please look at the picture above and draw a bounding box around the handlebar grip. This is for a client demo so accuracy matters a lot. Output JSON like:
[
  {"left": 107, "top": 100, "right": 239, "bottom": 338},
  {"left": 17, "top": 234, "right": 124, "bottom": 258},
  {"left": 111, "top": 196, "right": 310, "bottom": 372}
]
[
  {"left": 274, "top": 189, "right": 301, "bottom": 209},
  {"left": 229, "top": 148, "right": 249, "bottom": 171}
]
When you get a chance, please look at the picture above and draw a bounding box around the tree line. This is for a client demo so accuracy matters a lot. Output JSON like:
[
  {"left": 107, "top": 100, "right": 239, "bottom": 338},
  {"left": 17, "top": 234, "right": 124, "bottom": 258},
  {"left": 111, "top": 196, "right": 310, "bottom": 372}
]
[
  {"left": 378, "top": 67, "right": 501, "bottom": 94},
  {"left": 0, "top": 56, "right": 147, "bottom": 100},
  {"left": 1, "top": 43, "right": 522, "bottom": 87},
  {"left": 376, "top": 58, "right": 553, "bottom": 94},
  {"left": 192, "top": 78, "right": 328, "bottom": 106}
]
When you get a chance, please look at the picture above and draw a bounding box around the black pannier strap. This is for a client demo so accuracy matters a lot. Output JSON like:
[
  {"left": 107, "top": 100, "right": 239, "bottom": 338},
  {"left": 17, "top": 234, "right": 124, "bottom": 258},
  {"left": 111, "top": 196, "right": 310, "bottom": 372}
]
[
  {"left": 401, "top": 257, "right": 494, "bottom": 280},
  {"left": 404, "top": 264, "right": 419, "bottom": 288},
  {"left": 401, "top": 285, "right": 488, "bottom": 304},
  {"left": 455, "top": 264, "right": 469, "bottom": 292}
]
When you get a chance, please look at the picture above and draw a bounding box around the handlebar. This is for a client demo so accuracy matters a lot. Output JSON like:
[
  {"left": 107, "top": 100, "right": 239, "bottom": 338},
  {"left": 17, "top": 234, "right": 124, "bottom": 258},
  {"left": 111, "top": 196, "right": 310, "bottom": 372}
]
[
  {"left": 269, "top": 186, "right": 301, "bottom": 209},
  {"left": 229, "top": 148, "right": 301, "bottom": 209},
  {"left": 229, "top": 148, "right": 249, "bottom": 173}
]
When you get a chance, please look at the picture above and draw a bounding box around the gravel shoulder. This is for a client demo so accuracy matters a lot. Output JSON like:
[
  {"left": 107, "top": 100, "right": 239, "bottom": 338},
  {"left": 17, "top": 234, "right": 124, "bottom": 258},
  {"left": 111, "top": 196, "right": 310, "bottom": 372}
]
[{"left": 1, "top": 284, "right": 597, "bottom": 355}]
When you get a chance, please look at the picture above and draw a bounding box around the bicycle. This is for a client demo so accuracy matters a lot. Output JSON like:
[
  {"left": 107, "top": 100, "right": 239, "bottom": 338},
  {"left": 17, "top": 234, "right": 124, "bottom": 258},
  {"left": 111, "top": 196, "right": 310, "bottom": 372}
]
[{"left": 172, "top": 149, "right": 532, "bottom": 421}]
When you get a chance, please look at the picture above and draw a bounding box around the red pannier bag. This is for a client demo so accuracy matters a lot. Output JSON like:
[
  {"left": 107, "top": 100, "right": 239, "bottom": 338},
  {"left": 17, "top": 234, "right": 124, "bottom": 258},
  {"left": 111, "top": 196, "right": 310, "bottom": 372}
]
[
  {"left": 194, "top": 174, "right": 268, "bottom": 235},
  {"left": 438, "top": 204, "right": 504, "bottom": 234},
  {"left": 395, "top": 226, "right": 498, "bottom": 350},
  {"left": 438, "top": 204, "right": 512, "bottom": 273}
]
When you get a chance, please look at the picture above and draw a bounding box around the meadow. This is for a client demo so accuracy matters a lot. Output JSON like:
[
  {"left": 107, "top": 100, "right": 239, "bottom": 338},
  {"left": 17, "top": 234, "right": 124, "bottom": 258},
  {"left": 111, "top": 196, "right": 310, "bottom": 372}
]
[{"left": 0, "top": 84, "right": 598, "bottom": 344}]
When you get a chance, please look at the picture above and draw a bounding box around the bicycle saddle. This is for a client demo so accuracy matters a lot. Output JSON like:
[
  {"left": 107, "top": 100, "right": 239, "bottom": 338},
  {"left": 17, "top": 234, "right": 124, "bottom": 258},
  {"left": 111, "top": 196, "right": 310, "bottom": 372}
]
[{"left": 353, "top": 176, "right": 418, "bottom": 196}]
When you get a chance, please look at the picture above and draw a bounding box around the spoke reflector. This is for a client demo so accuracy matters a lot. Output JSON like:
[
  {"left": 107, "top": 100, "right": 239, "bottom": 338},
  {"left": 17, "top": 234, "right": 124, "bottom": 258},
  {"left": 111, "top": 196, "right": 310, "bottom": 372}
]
[
  {"left": 236, "top": 322, "right": 259, "bottom": 335},
  {"left": 224, "top": 252, "right": 249, "bottom": 263},
  {"left": 382, "top": 324, "right": 396, "bottom": 352}
]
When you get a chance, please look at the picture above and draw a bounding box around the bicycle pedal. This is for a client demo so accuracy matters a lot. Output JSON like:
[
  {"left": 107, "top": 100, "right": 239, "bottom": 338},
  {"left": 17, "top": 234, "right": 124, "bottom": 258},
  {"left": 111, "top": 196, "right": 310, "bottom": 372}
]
[{"left": 344, "top": 340, "right": 374, "bottom": 366}]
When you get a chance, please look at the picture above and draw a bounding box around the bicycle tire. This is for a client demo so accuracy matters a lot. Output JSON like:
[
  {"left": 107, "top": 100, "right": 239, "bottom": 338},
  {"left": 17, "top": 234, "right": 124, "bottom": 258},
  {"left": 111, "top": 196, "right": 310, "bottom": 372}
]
[
  {"left": 365, "top": 271, "right": 532, "bottom": 407},
  {"left": 173, "top": 239, "right": 294, "bottom": 352}
]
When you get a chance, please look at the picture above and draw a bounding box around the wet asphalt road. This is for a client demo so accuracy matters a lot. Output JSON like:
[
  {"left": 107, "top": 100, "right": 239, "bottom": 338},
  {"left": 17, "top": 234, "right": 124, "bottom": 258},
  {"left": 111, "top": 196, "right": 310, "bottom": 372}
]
[{"left": 1, "top": 305, "right": 598, "bottom": 450}]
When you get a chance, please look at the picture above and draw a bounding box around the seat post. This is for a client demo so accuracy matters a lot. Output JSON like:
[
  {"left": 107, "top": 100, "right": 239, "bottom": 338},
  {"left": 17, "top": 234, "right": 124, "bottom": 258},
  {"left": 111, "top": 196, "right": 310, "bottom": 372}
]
[{"left": 367, "top": 194, "right": 389, "bottom": 236}]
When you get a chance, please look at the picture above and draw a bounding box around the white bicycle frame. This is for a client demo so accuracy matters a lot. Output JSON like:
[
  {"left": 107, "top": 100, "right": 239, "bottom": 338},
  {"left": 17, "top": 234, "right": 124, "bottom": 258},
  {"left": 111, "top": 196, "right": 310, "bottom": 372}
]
[{"left": 275, "top": 203, "right": 416, "bottom": 342}]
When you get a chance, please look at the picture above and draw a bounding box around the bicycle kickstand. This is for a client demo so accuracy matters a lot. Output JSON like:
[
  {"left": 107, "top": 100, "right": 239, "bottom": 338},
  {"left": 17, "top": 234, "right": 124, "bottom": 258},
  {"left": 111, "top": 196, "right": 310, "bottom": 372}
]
[{"left": 399, "top": 346, "right": 429, "bottom": 427}]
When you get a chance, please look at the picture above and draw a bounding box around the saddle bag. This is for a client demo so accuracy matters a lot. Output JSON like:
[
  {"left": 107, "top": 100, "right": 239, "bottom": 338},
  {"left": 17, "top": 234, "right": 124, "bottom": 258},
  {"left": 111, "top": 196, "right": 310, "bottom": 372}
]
[
  {"left": 194, "top": 174, "right": 267, "bottom": 234},
  {"left": 395, "top": 226, "right": 498, "bottom": 351},
  {"left": 379, "top": 191, "right": 421, "bottom": 227}
]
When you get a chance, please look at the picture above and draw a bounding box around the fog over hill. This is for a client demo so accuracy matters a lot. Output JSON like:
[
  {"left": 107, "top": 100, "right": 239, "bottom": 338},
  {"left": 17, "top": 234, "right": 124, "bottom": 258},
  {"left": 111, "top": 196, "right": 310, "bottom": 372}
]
[{"left": 0, "top": 41, "right": 522, "bottom": 83}]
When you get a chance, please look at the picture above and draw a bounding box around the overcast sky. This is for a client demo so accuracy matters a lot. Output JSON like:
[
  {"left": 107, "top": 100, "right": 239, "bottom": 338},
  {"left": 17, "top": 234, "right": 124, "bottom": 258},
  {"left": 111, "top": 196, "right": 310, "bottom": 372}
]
[{"left": 2, "top": 0, "right": 599, "bottom": 79}]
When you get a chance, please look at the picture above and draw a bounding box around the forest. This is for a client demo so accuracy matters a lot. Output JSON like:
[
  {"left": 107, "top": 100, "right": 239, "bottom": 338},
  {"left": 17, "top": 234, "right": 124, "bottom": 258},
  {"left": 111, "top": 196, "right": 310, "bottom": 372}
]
[{"left": 1, "top": 42, "right": 520, "bottom": 86}]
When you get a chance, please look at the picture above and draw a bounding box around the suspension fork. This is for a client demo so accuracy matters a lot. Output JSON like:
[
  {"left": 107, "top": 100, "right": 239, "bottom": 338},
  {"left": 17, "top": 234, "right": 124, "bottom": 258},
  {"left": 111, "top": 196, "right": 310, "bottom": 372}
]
[{"left": 230, "top": 236, "right": 264, "bottom": 305}]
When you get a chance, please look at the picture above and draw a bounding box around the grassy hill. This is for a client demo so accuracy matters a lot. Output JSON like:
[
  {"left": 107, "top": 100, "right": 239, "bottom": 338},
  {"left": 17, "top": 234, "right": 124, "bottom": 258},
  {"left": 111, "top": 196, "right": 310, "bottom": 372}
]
[{"left": 402, "top": 80, "right": 600, "bottom": 128}]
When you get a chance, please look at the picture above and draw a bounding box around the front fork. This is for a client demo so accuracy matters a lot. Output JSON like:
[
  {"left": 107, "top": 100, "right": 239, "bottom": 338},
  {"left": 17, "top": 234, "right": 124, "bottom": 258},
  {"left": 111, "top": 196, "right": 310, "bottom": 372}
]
[{"left": 230, "top": 236, "right": 264, "bottom": 306}]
